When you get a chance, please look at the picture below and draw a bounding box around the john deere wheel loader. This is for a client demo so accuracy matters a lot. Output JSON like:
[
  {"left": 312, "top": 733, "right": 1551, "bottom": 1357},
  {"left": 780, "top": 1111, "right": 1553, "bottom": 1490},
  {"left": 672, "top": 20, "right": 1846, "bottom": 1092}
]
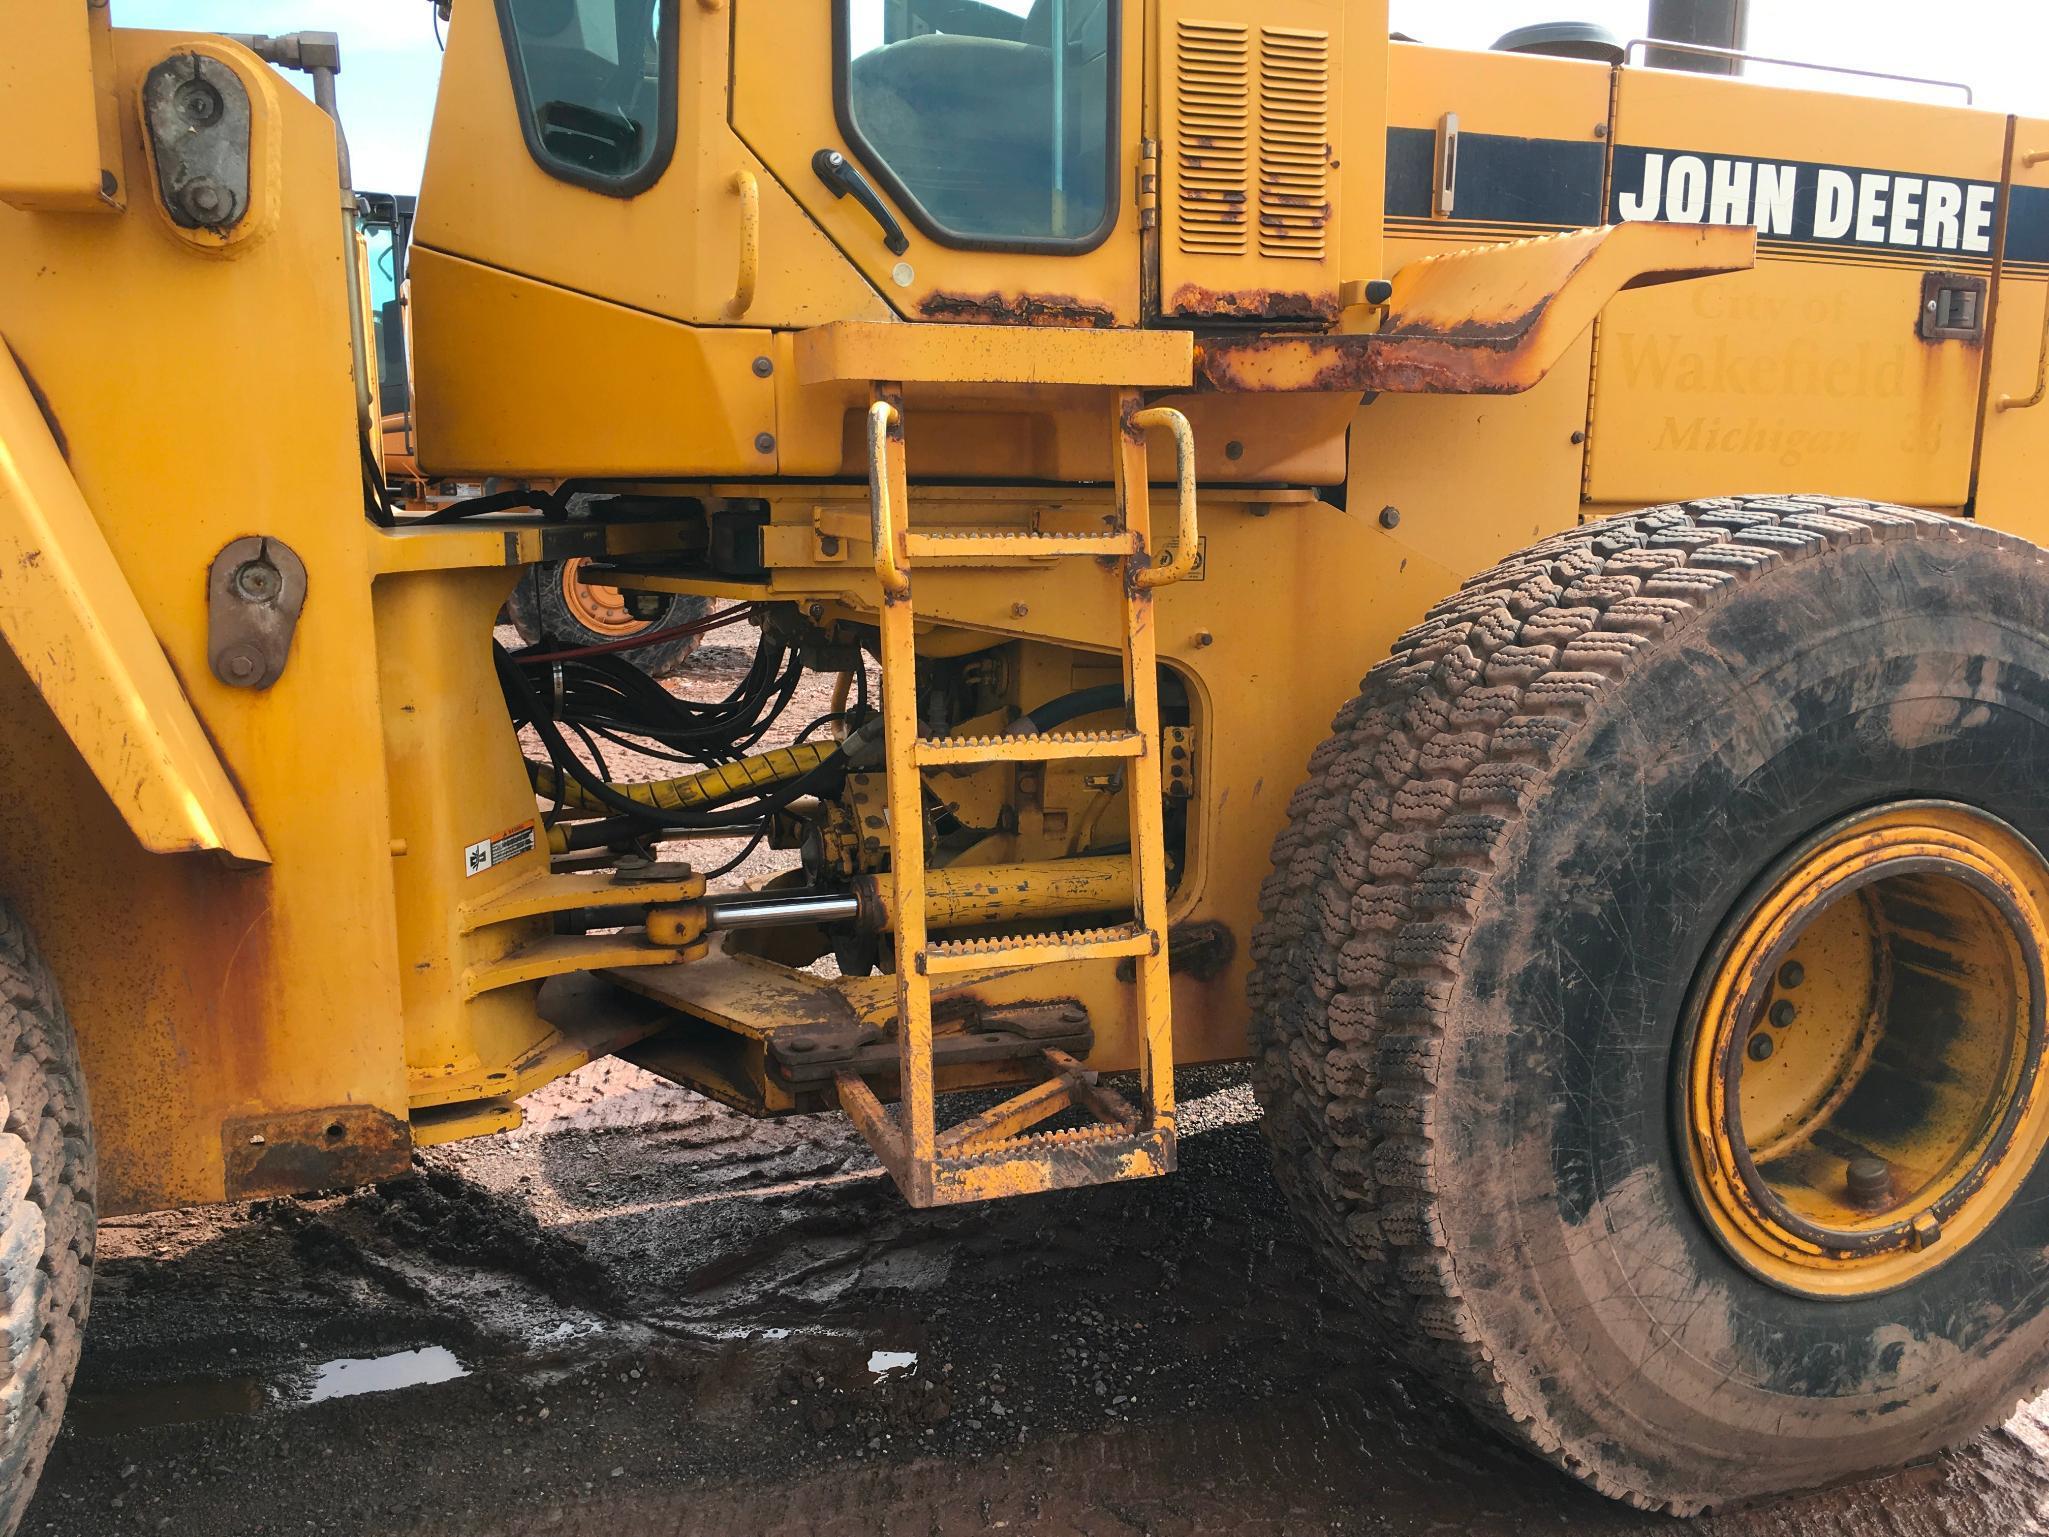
[{"left": 6, "top": 0, "right": 2049, "bottom": 1522}]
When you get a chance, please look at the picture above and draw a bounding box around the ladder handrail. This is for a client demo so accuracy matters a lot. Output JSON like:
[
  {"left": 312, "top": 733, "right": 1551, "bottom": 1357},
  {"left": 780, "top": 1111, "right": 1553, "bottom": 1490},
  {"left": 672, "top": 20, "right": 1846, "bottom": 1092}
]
[
  {"left": 865, "top": 399, "right": 911, "bottom": 597},
  {"left": 1129, "top": 406, "right": 1200, "bottom": 589}
]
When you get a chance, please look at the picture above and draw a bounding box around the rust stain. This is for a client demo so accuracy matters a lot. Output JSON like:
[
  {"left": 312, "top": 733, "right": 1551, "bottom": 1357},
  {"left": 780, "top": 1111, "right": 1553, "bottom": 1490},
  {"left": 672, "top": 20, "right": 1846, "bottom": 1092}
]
[
  {"left": 1167, "top": 284, "right": 1339, "bottom": 323},
  {"left": 222, "top": 1104, "right": 412, "bottom": 1199},
  {"left": 915, "top": 291, "right": 1116, "bottom": 329},
  {"left": 1194, "top": 295, "right": 1556, "bottom": 395}
]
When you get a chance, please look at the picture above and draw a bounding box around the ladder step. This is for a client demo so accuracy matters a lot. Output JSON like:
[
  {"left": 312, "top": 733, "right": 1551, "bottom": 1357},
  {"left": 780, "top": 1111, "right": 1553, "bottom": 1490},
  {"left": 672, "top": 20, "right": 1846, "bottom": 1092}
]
[
  {"left": 903, "top": 529, "right": 1139, "bottom": 562},
  {"left": 913, "top": 729, "right": 1144, "bottom": 767},
  {"left": 921, "top": 922, "right": 1155, "bottom": 976}
]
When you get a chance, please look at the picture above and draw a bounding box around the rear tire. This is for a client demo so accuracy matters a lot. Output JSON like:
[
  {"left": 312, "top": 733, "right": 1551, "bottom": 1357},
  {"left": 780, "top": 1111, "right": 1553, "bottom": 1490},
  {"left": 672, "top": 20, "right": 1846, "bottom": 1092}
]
[
  {"left": 505, "top": 559, "right": 707, "bottom": 679},
  {"left": 1250, "top": 497, "right": 2049, "bottom": 1511},
  {"left": 0, "top": 903, "right": 92, "bottom": 1535}
]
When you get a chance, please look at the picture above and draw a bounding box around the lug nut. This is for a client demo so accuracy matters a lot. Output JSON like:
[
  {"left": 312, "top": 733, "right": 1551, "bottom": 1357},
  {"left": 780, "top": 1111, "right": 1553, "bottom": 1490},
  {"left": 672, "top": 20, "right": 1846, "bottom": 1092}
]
[
  {"left": 1778, "top": 960, "right": 1805, "bottom": 988},
  {"left": 1847, "top": 1156, "right": 1893, "bottom": 1210},
  {"left": 1747, "top": 1033, "right": 1774, "bottom": 1062},
  {"left": 1769, "top": 999, "right": 1797, "bottom": 1028}
]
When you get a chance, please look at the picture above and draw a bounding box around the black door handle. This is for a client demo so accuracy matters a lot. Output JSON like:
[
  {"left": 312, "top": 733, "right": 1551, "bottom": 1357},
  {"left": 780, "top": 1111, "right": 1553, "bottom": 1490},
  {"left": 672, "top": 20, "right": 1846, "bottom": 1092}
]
[{"left": 812, "top": 148, "right": 910, "bottom": 256}]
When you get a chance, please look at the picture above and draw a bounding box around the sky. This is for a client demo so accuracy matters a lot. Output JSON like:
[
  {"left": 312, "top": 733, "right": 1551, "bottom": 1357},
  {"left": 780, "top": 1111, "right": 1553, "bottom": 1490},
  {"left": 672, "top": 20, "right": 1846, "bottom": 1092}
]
[{"left": 113, "top": 1, "right": 2049, "bottom": 196}]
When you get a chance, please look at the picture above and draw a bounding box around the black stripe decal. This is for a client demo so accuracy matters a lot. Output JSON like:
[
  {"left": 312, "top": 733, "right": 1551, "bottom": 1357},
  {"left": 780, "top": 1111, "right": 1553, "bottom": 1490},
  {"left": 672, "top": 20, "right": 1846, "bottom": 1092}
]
[
  {"left": 1385, "top": 127, "right": 2049, "bottom": 268},
  {"left": 1385, "top": 125, "right": 1604, "bottom": 228}
]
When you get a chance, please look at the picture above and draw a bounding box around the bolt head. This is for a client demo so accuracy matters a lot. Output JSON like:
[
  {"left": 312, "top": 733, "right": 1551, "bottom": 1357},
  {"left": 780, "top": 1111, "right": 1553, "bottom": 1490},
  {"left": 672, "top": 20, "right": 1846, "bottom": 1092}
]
[
  {"left": 173, "top": 78, "right": 224, "bottom": 126},
  {"left": 233, "top": 559, "right": 281, "bottom": 602},
  {"left": 1777, "top": 960, "right": 1805, "bottom": 988},
  {"left": 754, "top": 432, "right": 776, "bottom": 455},
  {"left": 1378, "top": 505, "right": 1401, "bottom": 530},
  {"left": 752, "top": 355, "right": 774, "bottom": 377},
  {"left": 1768, "top": 999, "right": 1797, "bottom": 1028},
  {"left": 1746, "top": 1032, "right": 1774, "bottom": 1062},
  {"left": 179, "top": 177, "right": 228, "bottom": 222}
]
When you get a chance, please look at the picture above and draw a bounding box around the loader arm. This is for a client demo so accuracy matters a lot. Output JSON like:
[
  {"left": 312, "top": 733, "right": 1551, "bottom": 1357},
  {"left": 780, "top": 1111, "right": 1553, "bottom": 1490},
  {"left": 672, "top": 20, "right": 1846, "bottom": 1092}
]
[{"left": 0, "top": 345, "right": 268, "bottom": 863}]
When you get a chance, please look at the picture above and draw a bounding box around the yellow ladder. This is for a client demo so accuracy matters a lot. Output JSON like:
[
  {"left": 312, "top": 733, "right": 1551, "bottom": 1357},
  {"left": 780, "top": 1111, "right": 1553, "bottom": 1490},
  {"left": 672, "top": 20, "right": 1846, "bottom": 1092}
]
[{"left": 835, "top": 384, "right": 1197, "bottom": 1207}]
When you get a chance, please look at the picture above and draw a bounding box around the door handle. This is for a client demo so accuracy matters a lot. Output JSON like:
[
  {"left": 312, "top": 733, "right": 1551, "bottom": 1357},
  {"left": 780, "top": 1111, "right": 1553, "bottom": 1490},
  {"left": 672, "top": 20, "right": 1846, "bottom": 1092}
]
[
  {"left": 812, "top": 148, "right": 910, "bottom": 256},
  {"left": 727, "top": 169, "right": 759, "bottom": 318}
]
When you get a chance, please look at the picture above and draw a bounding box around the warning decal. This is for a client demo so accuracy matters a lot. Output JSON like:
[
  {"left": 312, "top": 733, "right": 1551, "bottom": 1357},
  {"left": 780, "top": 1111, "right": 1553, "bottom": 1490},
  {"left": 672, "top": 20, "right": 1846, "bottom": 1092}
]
[{"left": 464, "top": 820, "right": 537, "bottom": 877}]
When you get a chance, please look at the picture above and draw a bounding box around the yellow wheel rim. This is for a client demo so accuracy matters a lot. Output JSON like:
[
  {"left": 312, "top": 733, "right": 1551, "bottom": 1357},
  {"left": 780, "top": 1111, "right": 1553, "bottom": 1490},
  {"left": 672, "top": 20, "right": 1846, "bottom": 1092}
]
[
  {"left": 1681, "top": 801, "right": 2049, "bottom": 1298},
  {"left": 558, "top": 556, "right": 649, "bottom": 638}
]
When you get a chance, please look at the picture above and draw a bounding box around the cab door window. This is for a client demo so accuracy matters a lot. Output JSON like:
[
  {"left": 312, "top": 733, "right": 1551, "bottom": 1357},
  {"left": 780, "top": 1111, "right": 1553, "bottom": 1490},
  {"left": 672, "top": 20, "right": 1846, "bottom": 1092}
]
[
  {"left": 496, "top": 0, "right": 677, "bottom": 194},
  {"left": 835, "top": 0, "right": 1120, "bottom": 250}
]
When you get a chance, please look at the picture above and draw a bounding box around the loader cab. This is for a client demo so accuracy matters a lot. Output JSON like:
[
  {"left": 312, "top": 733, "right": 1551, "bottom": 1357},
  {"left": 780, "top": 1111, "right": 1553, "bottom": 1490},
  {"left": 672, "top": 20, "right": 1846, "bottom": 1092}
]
[{"left": 408, "top": 0, "right": 1386, "bottom": 481}]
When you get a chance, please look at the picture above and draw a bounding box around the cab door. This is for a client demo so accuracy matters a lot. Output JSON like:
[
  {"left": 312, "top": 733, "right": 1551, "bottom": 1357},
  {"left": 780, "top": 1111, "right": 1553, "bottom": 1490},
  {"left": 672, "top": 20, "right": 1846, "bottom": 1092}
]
[{"left": 730, "top": 0, "right": 1143, "bottom": 326}]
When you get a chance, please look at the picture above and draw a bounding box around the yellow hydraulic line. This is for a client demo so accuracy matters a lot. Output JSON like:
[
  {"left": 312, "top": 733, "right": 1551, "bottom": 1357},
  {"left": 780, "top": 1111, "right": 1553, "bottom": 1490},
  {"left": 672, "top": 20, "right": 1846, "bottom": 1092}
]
[
  {"left": 860, "top": 856, "right": 1135, "bottom": 932},
  {"left": 527, "top": 742, "right": 836, "bottom": 814}
]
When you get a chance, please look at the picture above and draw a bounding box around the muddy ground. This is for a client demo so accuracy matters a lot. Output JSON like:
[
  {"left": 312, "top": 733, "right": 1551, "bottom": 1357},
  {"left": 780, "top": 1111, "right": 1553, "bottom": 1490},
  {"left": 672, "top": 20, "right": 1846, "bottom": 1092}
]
[
  {"left": 24, "top": 640, "right": 2049, "bottom": 1534},
  {"left": 26, "top": 1054, "right": 2049, "bottom": 1536}
]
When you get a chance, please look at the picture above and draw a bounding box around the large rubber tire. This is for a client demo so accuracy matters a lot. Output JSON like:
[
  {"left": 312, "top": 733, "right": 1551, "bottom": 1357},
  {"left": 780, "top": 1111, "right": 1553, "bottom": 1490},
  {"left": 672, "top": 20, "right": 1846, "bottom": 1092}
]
[
  {"left": 505, "top": 560, "right": 708, "bottom": 680},
  {"left": 0, "top": 904, "right": 92, "bottom": 1534},
  {"left": 1249, "top": 496, "right": 2049, "bottom": 1512}
]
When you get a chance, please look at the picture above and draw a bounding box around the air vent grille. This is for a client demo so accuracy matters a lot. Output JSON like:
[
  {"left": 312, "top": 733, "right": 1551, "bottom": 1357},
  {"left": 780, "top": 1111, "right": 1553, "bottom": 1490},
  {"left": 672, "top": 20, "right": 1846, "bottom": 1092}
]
[
  {"left": 1174, "top": 20, "right": 1252, "bottom": 257},
  {"left": 1257, "top": 26, "right": 1331, "bottom": 261}
]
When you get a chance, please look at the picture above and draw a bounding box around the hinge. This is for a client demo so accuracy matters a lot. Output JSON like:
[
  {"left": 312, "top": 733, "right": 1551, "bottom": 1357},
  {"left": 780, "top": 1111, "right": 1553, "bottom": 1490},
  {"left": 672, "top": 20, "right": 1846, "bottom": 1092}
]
[{"left": 1136, "top": 137, "right": 1159, "bottom": 229}]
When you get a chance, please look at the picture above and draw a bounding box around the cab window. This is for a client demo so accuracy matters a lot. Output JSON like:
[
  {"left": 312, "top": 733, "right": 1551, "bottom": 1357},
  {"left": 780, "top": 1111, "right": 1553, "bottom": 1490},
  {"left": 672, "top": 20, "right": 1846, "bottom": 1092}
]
[
  {"left": 496, "top": 0, "right": 677, "bottom": 194},
  {"left": 835, "top": 0, "right": 1119, "bottom": 250}
]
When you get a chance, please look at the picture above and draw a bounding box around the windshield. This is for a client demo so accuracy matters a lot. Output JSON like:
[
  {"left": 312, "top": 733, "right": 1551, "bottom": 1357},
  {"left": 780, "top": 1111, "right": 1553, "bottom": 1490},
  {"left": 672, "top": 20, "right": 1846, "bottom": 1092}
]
[
  {"left": 498, "top": 0, "right": 676, "bottom": 194},
  {"left": 837, "top": 0, "right": 1118, "bottom": 249}
]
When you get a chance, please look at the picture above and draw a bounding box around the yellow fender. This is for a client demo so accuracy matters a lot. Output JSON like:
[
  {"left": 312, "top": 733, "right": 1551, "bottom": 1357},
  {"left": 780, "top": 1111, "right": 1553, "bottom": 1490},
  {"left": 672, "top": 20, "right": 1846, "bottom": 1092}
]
[
  {"left": 0, "top": 345, "right": 268, "bottom": 862},
  {"left": 1194, "top": 221, "right": 1758, "bottom": 394}
]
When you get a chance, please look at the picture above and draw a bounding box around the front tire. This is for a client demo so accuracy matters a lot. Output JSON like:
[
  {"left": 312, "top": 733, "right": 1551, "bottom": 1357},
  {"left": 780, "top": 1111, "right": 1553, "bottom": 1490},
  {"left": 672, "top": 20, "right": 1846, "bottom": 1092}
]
[
  {"left": 0, "top": 904, "right": 92, "bottom": 1534},
  {"left": 505, "top": 558, "right": 708, "bottom": 679},
  {"left": 1250, "top": 497, "right": 2049, "bottom": 1511}
]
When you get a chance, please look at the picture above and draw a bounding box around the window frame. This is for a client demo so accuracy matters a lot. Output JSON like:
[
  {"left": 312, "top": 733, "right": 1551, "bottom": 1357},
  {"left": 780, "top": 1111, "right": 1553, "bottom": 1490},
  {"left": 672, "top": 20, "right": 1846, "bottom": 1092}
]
[
  {"left": 830, "top": 0, "right": 1123, "bottom": 255},
  {"left": 494, "top": 0, "right": 681, "bottom": 198}
]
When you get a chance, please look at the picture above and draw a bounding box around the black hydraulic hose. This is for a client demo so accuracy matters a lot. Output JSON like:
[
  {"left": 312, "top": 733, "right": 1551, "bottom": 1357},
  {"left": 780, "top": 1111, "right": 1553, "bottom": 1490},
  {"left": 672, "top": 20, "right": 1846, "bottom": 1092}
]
[
  {"left": 1010, "top": 683, "right": 1126, "bottom": 735},
  {"left": 497, "top": 642, "right": 844, "bottom": 831}
]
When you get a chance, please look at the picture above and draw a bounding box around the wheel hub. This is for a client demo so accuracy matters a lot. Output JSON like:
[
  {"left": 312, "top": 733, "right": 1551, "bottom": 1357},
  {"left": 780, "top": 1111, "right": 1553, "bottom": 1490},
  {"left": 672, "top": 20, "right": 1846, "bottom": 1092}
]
[
  {"left": 558, "top": 556, "right": 649, "bottom": 637},
  {"left": 1681, "top": 802, "right": 2049, "bottom": 1297}
]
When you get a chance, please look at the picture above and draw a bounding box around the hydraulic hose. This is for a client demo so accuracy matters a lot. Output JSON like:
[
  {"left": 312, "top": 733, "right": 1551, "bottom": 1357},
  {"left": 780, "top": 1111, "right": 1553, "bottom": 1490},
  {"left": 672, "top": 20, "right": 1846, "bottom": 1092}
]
[{"left": 528, "top": 742, "right": 839, "bottom": 814}]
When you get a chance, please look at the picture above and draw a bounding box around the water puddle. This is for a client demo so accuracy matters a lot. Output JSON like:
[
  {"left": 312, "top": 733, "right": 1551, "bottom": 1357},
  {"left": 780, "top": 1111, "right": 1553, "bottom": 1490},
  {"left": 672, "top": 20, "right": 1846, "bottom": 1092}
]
[
  {"left": 303, "top": 1347, "right": 469, "bottom": 1403},
  {"left": 867, "top": 1349, "right": 919, "bottom": 1379}
]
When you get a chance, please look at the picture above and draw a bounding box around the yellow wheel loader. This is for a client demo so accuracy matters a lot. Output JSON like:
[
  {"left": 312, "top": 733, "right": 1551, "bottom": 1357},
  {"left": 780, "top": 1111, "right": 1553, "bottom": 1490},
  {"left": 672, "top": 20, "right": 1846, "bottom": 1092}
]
[{"left": 5, "top": 0, "right": 2049, "bottom": 1522}]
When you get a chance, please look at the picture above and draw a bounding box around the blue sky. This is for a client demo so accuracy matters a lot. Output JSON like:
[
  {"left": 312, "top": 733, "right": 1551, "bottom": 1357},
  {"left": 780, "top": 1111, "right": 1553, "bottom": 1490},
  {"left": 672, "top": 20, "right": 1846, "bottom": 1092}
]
[{"left": 114, "top": 1, "right": 2049, "bottom": 197}]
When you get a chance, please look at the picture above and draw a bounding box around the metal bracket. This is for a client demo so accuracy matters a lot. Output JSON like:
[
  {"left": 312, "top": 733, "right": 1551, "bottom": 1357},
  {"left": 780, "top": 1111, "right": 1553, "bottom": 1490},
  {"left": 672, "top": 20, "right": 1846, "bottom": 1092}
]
[
  {"left": 141, "top": 53, "right": 253, "bottom": 232},
  {"left": 208, "top": 535, "right": 307, "bottom": 689},
  {"left": 769, "top": 1000, "right": 1093, "bottom": 1087}
]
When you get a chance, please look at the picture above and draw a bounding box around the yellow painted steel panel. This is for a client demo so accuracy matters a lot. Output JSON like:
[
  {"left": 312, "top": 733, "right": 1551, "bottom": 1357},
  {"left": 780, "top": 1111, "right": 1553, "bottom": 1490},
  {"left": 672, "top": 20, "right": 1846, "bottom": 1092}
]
[
  {"left": 795, "top": 320, "right": 1191, "bottom": 387},
  {"left": 0, "top": 32, "right": 411, "bottom": 1213},
  {"left": 1587, "top": 68, "right": 2007, "bottom": 506},
  {"left": 409, "top": 246, "right": 779, "bottom": 478},
  {"left": 0, "top": 0, "right": 119, "bottom": 212},
  {"left": 1974, "top": 117, "right": 2049, "bottom": 545}
]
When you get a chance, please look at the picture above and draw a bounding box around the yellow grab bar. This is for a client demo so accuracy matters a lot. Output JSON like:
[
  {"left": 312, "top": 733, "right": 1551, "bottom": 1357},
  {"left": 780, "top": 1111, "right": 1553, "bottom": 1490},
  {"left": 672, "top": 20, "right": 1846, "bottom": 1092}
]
[
  {"left": 1129, "top": 405, "right": 1199, "bottom": 588},
  {"left": 726, "top": 169, "right": 759, "bottom": 319}
]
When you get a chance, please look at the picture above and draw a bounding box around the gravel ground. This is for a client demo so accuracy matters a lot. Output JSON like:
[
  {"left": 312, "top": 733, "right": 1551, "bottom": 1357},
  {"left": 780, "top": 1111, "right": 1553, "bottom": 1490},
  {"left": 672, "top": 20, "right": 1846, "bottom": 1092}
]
[{"left": 22, "top": 639, "right": 2049, "bottom": 1534}]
